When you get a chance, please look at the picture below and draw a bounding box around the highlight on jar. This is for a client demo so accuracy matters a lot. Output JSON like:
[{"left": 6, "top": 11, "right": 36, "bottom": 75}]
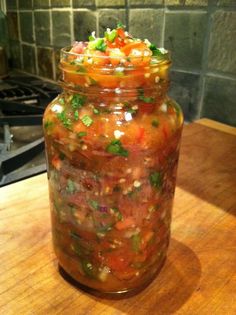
[{"left": 43, "top": 22, "right": 184, "bottom": 297}]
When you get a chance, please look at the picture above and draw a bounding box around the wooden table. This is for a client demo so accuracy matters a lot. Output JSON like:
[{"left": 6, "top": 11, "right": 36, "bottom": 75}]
[{"left": 1, "top": 119, "right": 236, "bottom": 315}]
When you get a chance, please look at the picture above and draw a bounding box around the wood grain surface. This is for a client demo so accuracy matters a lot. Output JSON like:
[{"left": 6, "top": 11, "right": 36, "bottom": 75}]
[{"left": 0, "top": 119, "right": 236, "bottom": 315}]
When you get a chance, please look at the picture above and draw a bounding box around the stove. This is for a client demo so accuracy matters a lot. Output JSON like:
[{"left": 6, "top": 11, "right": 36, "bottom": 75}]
[{"left": 0, "top": 72, "right": 61, "bottom": 187}]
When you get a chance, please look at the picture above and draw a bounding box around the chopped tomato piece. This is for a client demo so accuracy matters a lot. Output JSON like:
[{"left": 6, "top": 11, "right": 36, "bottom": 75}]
[{"left": 115, "top": 217, "right": 136, "bottom": 230}]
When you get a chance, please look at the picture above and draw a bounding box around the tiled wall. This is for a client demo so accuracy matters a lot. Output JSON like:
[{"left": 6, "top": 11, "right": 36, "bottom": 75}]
[{"left": 6, "top": 0, "right": 236, "bottom": 126}]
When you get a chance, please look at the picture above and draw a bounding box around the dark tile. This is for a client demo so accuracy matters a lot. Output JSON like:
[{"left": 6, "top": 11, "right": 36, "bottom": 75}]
[
  {"left": 73, "top": 10, "right": 97, "bottom": 41},
  {"left": 9, "top": 40, "right": 21, "bottom": 68},
  {"left": 33, "top": 0, "right": 50, "bottom": 8},
  {"left": 19, "top": 0, "right": 33, "bottom": 9},
  {"left": 217, "top": 0, "right": 236, "bottom": 5},
  {"left": 22, "top": 44, "right": 36, "bottom": 74},
  {"left": 129, "top": 0, "right": 163, "bottom": 5},
  {"left": 6, "top": 0, "right": 17, "bottom": 10},
  {"left": 73, "top": 0, "right": 95, "bottom": 7},
  {"left": 37, "top": 47, "right": 54, "bottom": 79},
  {"left": 208, "top": 11, "right": 236, "bottom": 75},
  {"left": 96, "top": 0, "right": 125, "bottom": 6},
  {"left": 51, "top": 0, "right": 71, "bottom": 7},
  {"left": 164, "top": 12, "right": 207, "bottom": 71},
  {"left": 129, "top": 9, "right": 164, "bottom": 46},
  {"left": 20, "top": 12, "right": 34, "bottom": 43},
  {"left": 34, "top": 11, "right": 51, "bottom": 45},
  {"left": 7, "top": 12, "right": 19, "bottom": 40},
  {"left": 201, "top": 76, "right": 236, "bottom": 127},
  {"left": 52, "top": 11, "right": 71, "bottom": 47},
  {"left": 169, "top": 71, "right": 200, "bottom": 121},
  {"left": 99, "top": 9, "right": 126, "bottom": 37}
]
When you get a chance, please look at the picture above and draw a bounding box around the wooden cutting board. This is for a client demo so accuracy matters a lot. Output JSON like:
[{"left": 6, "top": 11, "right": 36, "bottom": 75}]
[{"left": 0, "top": 119, "right": 236, "bottom": 315}]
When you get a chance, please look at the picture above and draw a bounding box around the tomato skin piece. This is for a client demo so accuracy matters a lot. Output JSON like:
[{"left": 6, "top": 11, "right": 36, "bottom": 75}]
[
  {"left": 136, "top": 127, "right": 145, "bottom": 143},
  {"left": 117, "top": 28, "right": 125, "bottom": 39},
  {"left": 138, "top": 102, "right": 155, "bottom": 115}
]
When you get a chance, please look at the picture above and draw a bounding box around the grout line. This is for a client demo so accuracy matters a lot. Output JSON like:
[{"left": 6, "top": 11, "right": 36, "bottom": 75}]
[
  {"left": 32, "top": 7, "right": 38, "bottom": 76},
  {"left": 96, "top": 9, "right": 99, "bottom": 37},
  {"left": 161, "top": 6, "right": 166, "bottom": 47},
  {"left": 125, "top": 0, "right": 129, "bottom": 31},
  {"left": 49, "top": 0, "right": 53, "bottom": 46},
  {"left": 196, "top": 2, "right": 214, "bottom": 119},
  {"left": 70, "top": 0, "right": 74, "bottom": 42},
  {"left": 171, "top": 67, "right": 201, "bottom": 75},
  {"left": 206, "top": 71, "right": 236, "bottom": 81},
  {"left": 16, "top": 0, "right": 23, "bottom": 69}
]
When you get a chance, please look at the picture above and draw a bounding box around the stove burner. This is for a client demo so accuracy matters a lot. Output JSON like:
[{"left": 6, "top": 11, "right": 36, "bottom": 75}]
[{"left": 0, "top": 73, "right": 61, "bottom": 186}]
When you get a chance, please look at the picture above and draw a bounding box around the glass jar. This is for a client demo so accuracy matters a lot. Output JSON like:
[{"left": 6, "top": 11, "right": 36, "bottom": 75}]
[{"left": 43, "top": 48, "right": 183, "bottom": 296}]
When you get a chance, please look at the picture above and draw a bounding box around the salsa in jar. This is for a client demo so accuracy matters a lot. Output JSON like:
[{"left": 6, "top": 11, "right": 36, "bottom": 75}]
[{"left": 43, "top": 24, "right": 183, "bottom": 295}]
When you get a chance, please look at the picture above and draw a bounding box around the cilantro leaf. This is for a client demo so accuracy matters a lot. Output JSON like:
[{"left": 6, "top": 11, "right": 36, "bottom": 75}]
[
  {"left": 152, "top": 119, "right": 159, "bottom": 128},
  {"left": 81, "top": 115, "right": 93, "bottom": 127},
  {"left": 117, "top": 22, "right": 125, "bottom": 29},
  {"left": 66, "top": 179, "right": 76, "bottom": 194},
  {"left": 74, "top": 110, "right": 79, "bottom": 121},
  {"left": 93, "top": 108, "right": 100, "bottom": 115},
  {"left": 57, "top": 111, "right": 71, "bottom": 129},
  {"left": 71, "top": 94, "right": 86, "bottom": 109},
  {"left": 88, "top": 199, "right": 99, "bottom": 210},
  {"left": 139, "top": 95, "right": 154, "bottom": 103},
  {"left": 77, "top": 131, "right": 87, "bottom": 138},
  {"left": 106, "top": 139, "right": 129, "bottom": 157},
  {"left": 58, "top": 97, "right": 65, "bottom": 105},
  {"left": 44, "top": 120, "right": 54, "bottom": 129},
  {"left": 149, "top": 171, "right": 162, "bottom": 189}
]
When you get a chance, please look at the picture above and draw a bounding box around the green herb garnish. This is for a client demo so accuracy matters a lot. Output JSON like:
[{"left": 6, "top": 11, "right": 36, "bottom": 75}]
[
  {"left": 131, "top": 233, "right": 141, "bottom": 253},
  {"left": 88, "top": 199, "right": 99, "bottom": 210},
  {"left": 117, "top": 21, "right": 125, "bottom": 29},
  {"left": 106, "top": 139, "right": 129, "bottom": 157},
  {"left": 57, "top": 111, "right": 71, "bottom": 129},
  {"left": 111, "top": 207, "right": 122, "bottom": 221},
  {"left": 93, "top": 108, "right": 100, "bottom": 115},
  {"left": 71, "top": 94, "right": 86, "bottom": 109},
  {"left": 139, "top": 95, "right": 154, "bottom": 103},
  {"left": 58, "top": 97, "right": 65, "bottom": 105},
  {"left": 66, "top": 179, "right": 76, "bottom": 194},
  {"left": 44, "top": 120, "right": 54, "bottom": 129},
  {"left": 81, "top": 260, "right": 96, "bottom": 278},
  {"left": 74, "top": 110, "right": 79, "bottom": 121},
  {"left": 138, "top": 88, "right": 154, "bottom": 103},
  {"left": 152, "top": 119, "right": 159, "bottom": 128},
  {"left": 76, "top": 65, "right": 87, "bottom": 73},
  {"left": 77, "top": 131, "right": 87, "bottom": 138},
  {"left": 149, "top": 171, "right": 162, "bottom": 189},
  {"left": 88, "top": 76, "right": 97, "bottom": 85},
  {"left": 81, "top": 115, "right": 93, "bottom": 127}
]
